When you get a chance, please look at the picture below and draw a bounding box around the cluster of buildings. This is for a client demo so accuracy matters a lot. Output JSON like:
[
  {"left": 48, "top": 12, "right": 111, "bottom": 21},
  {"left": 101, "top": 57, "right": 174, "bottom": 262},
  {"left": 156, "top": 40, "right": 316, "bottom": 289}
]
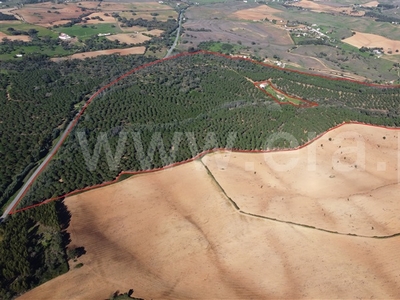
[{"left": 287, "top": 24, "right": 332, "bottom": 41}]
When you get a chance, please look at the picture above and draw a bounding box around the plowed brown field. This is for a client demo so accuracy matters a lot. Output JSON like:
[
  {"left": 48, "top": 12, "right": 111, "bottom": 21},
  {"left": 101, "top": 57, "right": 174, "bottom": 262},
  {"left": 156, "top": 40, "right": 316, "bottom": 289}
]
[{"left": 18, "top": 124, "right": 400, "bottom": 299}]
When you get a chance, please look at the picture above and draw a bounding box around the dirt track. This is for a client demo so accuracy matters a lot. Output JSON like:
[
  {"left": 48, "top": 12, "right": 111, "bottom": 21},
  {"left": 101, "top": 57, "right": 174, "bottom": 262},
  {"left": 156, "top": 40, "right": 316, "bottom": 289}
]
[{"left": 19, "top": 124, "right": 400, "bottom": 300}]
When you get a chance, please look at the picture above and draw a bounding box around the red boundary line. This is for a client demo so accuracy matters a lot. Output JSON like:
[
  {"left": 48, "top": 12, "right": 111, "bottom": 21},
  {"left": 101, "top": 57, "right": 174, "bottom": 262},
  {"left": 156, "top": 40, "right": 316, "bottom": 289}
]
[
  {"left": 9, "top": 50, "right": 400, "bottom": 214},
  {"left": 13, "top": 121, "right": 400, "bottom": 214}
]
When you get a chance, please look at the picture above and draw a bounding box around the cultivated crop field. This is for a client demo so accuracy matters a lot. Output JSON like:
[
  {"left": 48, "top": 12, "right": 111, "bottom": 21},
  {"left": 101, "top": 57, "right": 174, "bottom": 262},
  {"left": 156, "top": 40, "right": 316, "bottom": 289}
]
[{"left": 19, "top": 124, "right": 400, "bottom": 299}]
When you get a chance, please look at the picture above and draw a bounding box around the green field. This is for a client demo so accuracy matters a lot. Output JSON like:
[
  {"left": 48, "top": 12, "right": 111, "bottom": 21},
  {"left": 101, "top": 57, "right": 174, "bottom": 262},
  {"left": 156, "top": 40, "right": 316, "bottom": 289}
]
[
  {"left": 0, "top": 44, "right": 71, "bottom": 60},
  {"left": 0, "top": 22, "right": 57, "bottom": 38},
  {"left": 264, "top": 84, "right": 303, "bottom": 105},
  {"left": 54, "top": 23, "right": 122, "bottom": 39}
]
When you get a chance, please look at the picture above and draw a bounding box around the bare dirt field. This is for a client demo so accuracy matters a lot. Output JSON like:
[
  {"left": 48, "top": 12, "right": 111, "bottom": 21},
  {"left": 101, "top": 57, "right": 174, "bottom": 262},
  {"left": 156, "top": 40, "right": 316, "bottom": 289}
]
[
  {"left": 231, "top": 5, "right": 284, "bottom": 21},
  {"left": 106, "top": 33, "right": 151, "bottom": 44},
  {"left": 81, "top": 12, "right": 116, "bottom": 24},
  {"left": 182, "top": 18, "right": 293, "bottom": 48},
  {"left": 343, "top": 31, "right": 400, "bottom": 54},
  {"left": 204, "top": 124, "right": 400, "bottom": 237},
  {"left": 42, "top": 20, "right": 72, "bottom": 27},
  {"left": 53, "top": 46, "right": 145, "bottom": 60},
  {"left": 119, "top": 9, "right": 177, "bottom": 22},
  {"left": 0, "top": 32, "right": 31, "bottom": 41},
  {"left": 0, "top": 20, "right": 21, "bottom": 24},
  {"left": 362, "top": 0, "right": 380, "bottom": 7},
  {"left": 19, "top": 124, "right": 400, "bottom": 299},
  {"left": 97, "top": 1, "right": 171, "bottom": 13},
  {"left": 289, "top": 0, "right": 365, "bottom": 16},
  {"left": 15, "top": 3, "right": 86, "bottom": 24}
]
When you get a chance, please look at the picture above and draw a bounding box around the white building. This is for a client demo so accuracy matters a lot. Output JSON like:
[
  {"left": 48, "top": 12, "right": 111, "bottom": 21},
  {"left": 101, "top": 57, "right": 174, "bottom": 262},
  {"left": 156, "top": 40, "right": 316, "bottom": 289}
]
[{"left": 59, "top": 33, "right": 71, "bottom": 40}]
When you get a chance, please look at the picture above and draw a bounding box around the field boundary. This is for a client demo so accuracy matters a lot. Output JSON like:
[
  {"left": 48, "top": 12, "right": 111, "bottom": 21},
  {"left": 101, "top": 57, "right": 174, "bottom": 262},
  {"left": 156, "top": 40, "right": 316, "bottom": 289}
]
[
  {"left": 9, "top": 49, "right": 400, "bottom": 215},
  {"left": 254, "top": 80, "right": 318, "bottom": 107},
  {"left": 14, "top": 121, "right": 400, "bottom": 216}
]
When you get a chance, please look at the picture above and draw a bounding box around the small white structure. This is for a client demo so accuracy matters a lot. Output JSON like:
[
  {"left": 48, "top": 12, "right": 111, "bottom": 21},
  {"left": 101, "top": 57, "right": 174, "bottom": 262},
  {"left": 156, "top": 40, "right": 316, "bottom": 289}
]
[
  {"left": 15, "top": 54, "right": 23, "bottom": 57},
  {"left": 98, "top": 33, "right": 111, "bottom": 37},
  {"left": 59, "top": 33, "right": 71, "bottom": 40}
]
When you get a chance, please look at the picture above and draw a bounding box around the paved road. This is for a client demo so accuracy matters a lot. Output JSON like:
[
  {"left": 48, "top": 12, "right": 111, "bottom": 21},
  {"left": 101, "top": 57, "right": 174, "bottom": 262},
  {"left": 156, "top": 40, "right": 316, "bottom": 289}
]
[
  {"left": 0, "top": 116, "right": 77, "bottom": 221},
  {"left": 165, "top": 10, "right": 184, "bottom": 58},
  {"left": 1, "top": 12, "right": 185, "bottom": 222}
]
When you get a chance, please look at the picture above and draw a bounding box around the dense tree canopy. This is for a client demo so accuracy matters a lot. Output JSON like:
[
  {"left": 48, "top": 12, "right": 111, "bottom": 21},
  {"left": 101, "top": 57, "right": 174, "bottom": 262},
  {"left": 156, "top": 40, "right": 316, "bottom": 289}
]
[{"left": 19, "top": 53, "right": 400, "bottom": 207}]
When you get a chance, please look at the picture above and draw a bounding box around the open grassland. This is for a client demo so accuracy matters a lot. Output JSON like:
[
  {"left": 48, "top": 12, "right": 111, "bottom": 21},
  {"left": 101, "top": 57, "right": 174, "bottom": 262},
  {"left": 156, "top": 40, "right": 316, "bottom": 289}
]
[
  {"left": 343, "top": 31, "right": 400, "bottom": 54},
  {"left": 0, "top": 21, "right": 57, "bottom": 38},
  {"left": 53, "top": 46, "right": 146, "bottom": 60},
  {"left": 19, "top": 124, "right": 400, "bottom": 299},
  {"left": 0, "top": 44, "right": 71, "bottom": 60},
  {"left": 53, "top": 23, "right": 122, "bottom": 39},
  {"left": 262, "top": 83, "right": 304, "bottom": 105}
]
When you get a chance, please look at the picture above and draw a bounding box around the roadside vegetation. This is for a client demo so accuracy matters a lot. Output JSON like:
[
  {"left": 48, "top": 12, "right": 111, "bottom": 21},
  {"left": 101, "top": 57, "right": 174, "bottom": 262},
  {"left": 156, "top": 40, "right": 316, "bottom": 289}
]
[{"left": 0, "top": 54, "right": 156, "bottom": 213}]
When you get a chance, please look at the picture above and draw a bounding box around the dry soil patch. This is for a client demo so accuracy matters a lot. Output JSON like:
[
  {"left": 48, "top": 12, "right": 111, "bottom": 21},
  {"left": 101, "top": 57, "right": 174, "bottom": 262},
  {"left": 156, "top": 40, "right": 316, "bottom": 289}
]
[
  {"left": 54, "top": 46, "right": 145, "bottom": 60},
  {"left": 232, "top": 5, "right": 284, "bottom": 21},
  {"left": 106, "top": 33, "right": 151, "bottom": 44},
  {"left": 343, "top": 31, "right": 400, "bottom": 54},
  {"left": 203, "top": 124, "right": 400, "bottom": 237},
  {"left": 19, "top": 153, "right": 400, "bottom": 299},
  {"left": 0, "top": 32, "right": 31, "bottom": 41}
]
